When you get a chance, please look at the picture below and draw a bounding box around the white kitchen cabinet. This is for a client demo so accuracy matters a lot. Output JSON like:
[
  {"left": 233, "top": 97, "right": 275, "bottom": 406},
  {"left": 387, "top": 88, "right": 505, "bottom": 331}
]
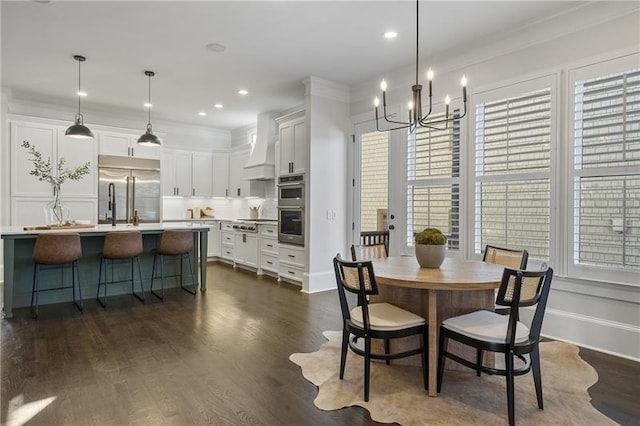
[
  {"left": 162, "top": 149, "right": 191, "bottom": 196},
  {"left": 207, "top": 221, "right": 222, "bottom": 258},
  {"left": 259, "top": 224, "right": 279, "bottom": 275},
  {"left": 98, "top": 130, "right": 160, "bottom": 159},
  {"left": 191, "top": 152, "right": 213, "bottom": 197},
  {"left": 228, "top": 148, "right": 250, "bottom": 197},
  {"left": 234, "top": 231, "right": 258, "bottom": 268},
  {"left": 221, "top": 222, "right": 235, "bottom": 262},
  {"left": 276, "top": 110, "right": 306, "bottom": 175},
  {"left": 212, "top": 152, "right": 230, "bottom": 197},
  {"left": 278, "top": 243, "right": 305, "bottom": 284},
  {"left": 11, "top": 121, "right": 97, "bottom": 198},
  {"left": 12, "top": 198, "right": 97, "bottom": 227},
  {"left": 162, "top": 149, "right": 211, "bottom": 197}
]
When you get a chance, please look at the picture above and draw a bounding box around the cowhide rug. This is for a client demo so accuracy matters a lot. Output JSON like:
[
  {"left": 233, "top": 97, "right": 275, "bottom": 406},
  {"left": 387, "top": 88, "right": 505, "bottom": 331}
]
[{"left": 290, "top": 331, "right": 615, "bottom": 425}]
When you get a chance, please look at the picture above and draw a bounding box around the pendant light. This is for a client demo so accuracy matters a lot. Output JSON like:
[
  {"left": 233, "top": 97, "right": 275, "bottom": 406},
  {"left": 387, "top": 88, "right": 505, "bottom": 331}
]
[
  {"left": 137, "top": 70, "right": 161, "bottom": 146},
  {"left": 65, "top": 55, "right": 94, "bottom": 139}
]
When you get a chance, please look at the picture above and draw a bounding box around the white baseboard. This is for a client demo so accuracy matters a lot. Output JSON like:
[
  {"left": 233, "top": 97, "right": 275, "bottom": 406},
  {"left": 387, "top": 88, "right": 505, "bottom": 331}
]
[
  {"left": 522, "top": 307, "right": 640, "bottom": 362},
  {"left": 302, "top": 270, "right": 335, "bottom": 294}
]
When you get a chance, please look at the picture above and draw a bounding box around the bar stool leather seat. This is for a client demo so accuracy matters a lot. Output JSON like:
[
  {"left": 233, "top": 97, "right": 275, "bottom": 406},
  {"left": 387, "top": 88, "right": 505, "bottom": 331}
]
[
  {"left": 97, "top": 231, "right": 145, "bottom": 307},
  {"left": 31, "top": 233, "right": 83, "bottom": 319},
  {"left": 150, "top": 230, "right": 197, "bottom": 300}
]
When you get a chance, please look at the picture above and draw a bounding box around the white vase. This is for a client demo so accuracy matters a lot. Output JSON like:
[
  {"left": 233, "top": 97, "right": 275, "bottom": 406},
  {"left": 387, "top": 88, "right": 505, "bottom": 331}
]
[{"left": 415, "top": 244, "right": 446, "bottom": 268}]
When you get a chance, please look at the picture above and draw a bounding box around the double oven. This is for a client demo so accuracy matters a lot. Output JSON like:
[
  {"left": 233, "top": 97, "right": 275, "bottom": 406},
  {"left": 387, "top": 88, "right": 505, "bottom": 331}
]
[{"left": 278, "top": 174, "right": 305, "bottom": 246}]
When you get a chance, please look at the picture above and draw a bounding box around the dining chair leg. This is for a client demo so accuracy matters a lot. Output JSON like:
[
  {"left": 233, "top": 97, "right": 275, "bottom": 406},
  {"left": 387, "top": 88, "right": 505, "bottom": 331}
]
[
  {"left": 364, "top": 336, "right": 371, "bottom": 402},
  {"left": 505, "top": 352, "right": 516, "bottom": 426},
  {"left": 339, "top": 329, "right": 349, "bottom": 379},
  {"left": 476, "top": 348, "right": 483, "bottom": 376},
  {"left": 437, "top": 329, "right": 447, "bottom": 393},
  {"left": 384, "top": 338, "right": 390, "bottom": 365},
  {"left": 531, "top": 344, "right": 544, "bottom": 409}
]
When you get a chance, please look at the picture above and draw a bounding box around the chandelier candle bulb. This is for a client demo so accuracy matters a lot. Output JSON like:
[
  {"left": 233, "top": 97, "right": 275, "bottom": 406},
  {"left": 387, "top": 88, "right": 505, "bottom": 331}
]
[
  {"left": 380, "top": 79, "right": 387, "bottom": 91},
  {"left": 374, "top": 97, "right": 380, "bottom": 107}
]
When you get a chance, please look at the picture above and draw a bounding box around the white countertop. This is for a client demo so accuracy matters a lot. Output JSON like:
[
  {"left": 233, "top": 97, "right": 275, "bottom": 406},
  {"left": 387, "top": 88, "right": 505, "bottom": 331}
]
[{"left": 0, "top": 222, "right": 211, "bottom": 237}]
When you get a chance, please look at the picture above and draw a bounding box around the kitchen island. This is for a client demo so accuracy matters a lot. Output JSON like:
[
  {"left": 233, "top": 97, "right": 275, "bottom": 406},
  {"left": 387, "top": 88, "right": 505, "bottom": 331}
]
[{"left": 1, "top": 223, "right": 209, "bottom": 318}]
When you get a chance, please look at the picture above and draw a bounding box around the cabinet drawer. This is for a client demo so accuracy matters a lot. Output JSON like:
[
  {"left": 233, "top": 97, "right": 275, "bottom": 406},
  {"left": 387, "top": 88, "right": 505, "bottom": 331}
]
[
  {"left": 279, "top": 265, "right": 303, "bottom": 282},
  {"left": 279, "top": 244, "right": 304, "bottom": 267},
  {"left": 260, "top": 238, "right": 278, "bottom": 253},
  {"left": 222, "top": 222, "right": 235, "bottom": 231},
  {"left": 222, "top": 247, "right": 234, "bottom": 260},
  {"left": 260, "top": 224, "right": 277, "bottom": 238},
  {"left": 222, "top": 231, "right": 235, "bottom": 245},
  {"left": 261, "top": 253, "right": 279, "bottom": 272}
]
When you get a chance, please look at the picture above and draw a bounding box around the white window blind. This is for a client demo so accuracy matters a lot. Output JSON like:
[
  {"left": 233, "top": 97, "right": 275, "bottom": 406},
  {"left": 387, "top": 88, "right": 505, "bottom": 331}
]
[
  {"left": 573, "top": 67, "right": 640, "bottom": 270},
  {"left": 407, "top": 113, "right": 460, "bottom": 249},
  {"left": 475, "top": 88, "right": 551, "bottom": 259}
]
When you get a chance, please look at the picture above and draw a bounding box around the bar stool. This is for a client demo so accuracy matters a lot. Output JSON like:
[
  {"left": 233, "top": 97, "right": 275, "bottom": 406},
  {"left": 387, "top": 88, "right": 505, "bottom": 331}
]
[
  {"left": 97, "top": 231, "right": 145, "bottom": 307},
  {"left": 150, "top": 230, "right": 197, "bottom": 300},
  {"left": 31, "top": 233, "right": 83, "bottom": 319}
]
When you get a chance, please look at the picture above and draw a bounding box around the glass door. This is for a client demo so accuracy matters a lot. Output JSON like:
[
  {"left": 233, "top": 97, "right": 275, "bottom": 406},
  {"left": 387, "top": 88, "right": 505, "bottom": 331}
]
[{"left": 352, "top": 131, "right": 391, "bottom": 252}]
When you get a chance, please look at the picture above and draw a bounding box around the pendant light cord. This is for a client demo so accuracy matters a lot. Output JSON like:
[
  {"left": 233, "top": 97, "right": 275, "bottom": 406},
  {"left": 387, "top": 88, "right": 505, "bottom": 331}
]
[
  {"left": 147, "top": 73, "right": 152, "bottom": 127},
  {"left": 77, "top": 58, "right": 82, "bottom": 116},
  {"left": 415, "top": 0, "right": 419, "bottom": 86}
]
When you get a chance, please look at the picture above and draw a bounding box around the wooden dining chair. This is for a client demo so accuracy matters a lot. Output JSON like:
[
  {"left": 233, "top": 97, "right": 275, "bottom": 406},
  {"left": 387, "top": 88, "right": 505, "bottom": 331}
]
[
  {"left": 483, "top": 245, "right": 528, "bottom": 315},
  {"left": 350, "top": 242, "right": 388, "bottom": 261},
  {"left": 333, "top": 254, "right": 428, "bottom": 401},
  {"left": 437, "top": 266, "right": 554, "bottom": 426}
]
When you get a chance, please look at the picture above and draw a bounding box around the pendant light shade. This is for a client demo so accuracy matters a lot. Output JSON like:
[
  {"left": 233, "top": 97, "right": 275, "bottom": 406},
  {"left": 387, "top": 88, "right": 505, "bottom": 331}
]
[
  {"left": 138, "top": 70, "right": 160, "bottom": 146},
  {"left": 65, "top": 55, "right": 94, "bottom": 139}
]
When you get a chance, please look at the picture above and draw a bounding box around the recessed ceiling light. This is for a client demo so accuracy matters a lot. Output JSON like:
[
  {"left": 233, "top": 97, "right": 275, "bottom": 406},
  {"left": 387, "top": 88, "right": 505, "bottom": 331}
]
[
  {"left": 214, "top": 103, "right": 223, "bottom": 109},
  {"left": 206, "top": 43, "right": 227, "bottom": 53},
  {"left": 77, "top": 91, "right": 87, "bottom": 97},
  {"left": 384, "top": 31, "right": 397, "bottom": 39},
  {"left": 238, "top": 89, "right": 248, "bottom": 96},
  {"left": 144, "top": 102, "right": 152, "bottom": 108},
  {"left": 199, "top": 111, "right": 207, "bottom": 116}
]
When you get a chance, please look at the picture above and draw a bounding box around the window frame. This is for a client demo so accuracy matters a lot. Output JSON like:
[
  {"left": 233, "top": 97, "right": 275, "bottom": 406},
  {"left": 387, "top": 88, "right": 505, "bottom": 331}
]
[
  {"left": 470, "top": 74, "right": 559, "bottom": 265},
  {"left": 566, "top": 52, "right": 640, "bottom": 285}
]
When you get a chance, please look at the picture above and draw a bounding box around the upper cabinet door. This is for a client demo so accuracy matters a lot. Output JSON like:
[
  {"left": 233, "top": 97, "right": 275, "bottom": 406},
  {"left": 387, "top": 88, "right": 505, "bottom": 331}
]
[
  {"left": 57, "top": 129, "right": 98, "bottom": 197},
  {"left": 291, "top": 119, "right": 307, "bottom": 174},
  {"left": 278, "top": 123, "right": 293, "bottom": 175},
  {"left": 11, "top": 121, "right": 58, "bottom": 197},
  {"left": 192, "top": 152, "right": 212, "bottom": 197},
  {"left": 98, "top": 131, "right": 130, "bottom": 157},
  {"left": 228, "top": 149, "right": 250, "bottom": 197},
  {"left": 212, "top": 152, "right": 229, "bottom": 197},
  {"left": 98, "top": 130, "right": 161, "bottom": 159}
]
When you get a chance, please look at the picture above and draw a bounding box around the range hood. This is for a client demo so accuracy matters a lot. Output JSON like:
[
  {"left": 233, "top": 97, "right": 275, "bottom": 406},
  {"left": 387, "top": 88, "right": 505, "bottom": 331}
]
[{"left": 244, "top": 111, "right": 279, "bottom": 180}]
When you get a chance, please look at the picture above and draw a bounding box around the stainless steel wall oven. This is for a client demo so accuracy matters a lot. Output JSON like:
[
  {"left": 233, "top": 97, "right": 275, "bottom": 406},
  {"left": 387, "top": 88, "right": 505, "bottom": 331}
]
[{"left": 278, "top": 174, "right": 305, "bottom": 246}]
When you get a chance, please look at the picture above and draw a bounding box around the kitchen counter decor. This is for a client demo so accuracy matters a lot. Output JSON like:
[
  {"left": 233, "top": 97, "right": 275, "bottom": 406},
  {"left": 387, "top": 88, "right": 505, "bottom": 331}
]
[{"left": 22, "top": 141, "right": 90, "bottom": 225}]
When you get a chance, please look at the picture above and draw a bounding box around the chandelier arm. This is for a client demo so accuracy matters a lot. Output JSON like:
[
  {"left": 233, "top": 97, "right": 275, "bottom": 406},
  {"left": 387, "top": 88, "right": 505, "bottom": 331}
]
[{"left": 381, "top": 105, "right": 412, "bottom": 126}]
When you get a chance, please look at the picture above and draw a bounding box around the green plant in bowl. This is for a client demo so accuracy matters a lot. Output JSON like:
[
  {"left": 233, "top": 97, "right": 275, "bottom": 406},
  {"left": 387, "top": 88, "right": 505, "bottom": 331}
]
[
  {"left": 414, "top": 228, "right": 447, "bottom": 268},
  {"left": 415, "top": 228, "right": 447, "bottom": 245}
]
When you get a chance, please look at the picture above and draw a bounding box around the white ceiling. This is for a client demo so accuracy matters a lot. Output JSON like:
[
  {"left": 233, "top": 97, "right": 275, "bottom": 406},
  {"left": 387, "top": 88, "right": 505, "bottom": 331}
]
[{"left": 2, "top": 0, "right": 587, "bottom": 131}]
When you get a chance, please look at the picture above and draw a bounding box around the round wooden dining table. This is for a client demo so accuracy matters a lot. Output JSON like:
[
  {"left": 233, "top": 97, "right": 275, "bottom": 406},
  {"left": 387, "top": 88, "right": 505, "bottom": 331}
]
[{"left": 371, "top": 256, "right": 505, "bottom": 396}]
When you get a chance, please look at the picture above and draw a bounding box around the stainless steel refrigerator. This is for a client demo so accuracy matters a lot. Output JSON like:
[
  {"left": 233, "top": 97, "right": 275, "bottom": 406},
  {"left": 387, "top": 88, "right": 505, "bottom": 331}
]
[{"left": 98, "top": 155, "right": 161, "bottom": 224}]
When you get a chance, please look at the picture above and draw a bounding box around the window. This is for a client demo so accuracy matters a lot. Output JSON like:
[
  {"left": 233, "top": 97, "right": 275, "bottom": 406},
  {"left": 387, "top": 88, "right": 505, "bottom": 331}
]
[
  {"left": 474, "top": 84, "right": 552, "bottom": 259},
  {"left": 572, "top": 61, "right": 640, "bottom": 274},
  {"left": 407, "top": 113, "right": 460, "bottom": 249}
]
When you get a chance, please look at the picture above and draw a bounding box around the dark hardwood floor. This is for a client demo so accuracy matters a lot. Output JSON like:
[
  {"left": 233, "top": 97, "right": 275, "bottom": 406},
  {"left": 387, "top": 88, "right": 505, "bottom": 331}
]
[{"left": 1, "top": 262, "right": 638, "bottom": 425}]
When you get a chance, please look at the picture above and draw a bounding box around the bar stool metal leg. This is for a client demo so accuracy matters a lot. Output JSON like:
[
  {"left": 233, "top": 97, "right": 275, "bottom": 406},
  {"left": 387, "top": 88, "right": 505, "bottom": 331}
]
[{"left": 181, "top": 252, "right": 197, "bottom": 295}]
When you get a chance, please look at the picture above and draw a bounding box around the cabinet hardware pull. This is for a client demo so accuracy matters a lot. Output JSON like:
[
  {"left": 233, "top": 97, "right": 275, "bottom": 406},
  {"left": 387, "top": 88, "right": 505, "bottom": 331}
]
[
  {"left": 288, "top": 254, "right": 295, "bottom": 258},
  {"left": 226, "top": 189, "right": 228, "bottom": 197},
  {"left": 288, "top": 271, "right": 295, "bottom": 274},
  {"left": 192, "top": 188, "right": 195, "bottom": 196},
  {"left": 131, "top": 147, "right": 134, "bottom": 157},
  {"left": 267, "top": 244, "right": 273, "bottom": 248},
  {"left": 267, "top": 261, "right": 273, "bottom": 265}
]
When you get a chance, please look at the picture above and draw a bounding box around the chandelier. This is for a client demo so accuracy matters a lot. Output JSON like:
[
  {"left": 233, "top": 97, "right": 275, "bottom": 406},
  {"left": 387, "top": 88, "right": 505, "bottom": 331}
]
[{"left": 374, "top": 0, "right": 468, "bottom": 133}]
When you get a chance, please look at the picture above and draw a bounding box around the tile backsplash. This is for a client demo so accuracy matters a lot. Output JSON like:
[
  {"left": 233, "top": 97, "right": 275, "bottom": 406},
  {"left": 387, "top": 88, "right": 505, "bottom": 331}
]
[{"left": 163, "top": 196, "right": 277, "bottom": 221}]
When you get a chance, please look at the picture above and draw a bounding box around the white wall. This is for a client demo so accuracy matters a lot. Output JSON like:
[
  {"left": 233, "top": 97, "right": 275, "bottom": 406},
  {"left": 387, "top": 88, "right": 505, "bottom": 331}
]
[
  {"left": 348, "top": 5, "right": 640, "bottom": 360},
  {"left": 304, "top": 77, "right": 350, "bottom": 293}
]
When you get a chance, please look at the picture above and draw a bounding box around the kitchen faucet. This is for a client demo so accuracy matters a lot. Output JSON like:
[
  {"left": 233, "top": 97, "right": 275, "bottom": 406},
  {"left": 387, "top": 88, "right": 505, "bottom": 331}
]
[{"left": 108, "top": 183, "right": 116, "bottom": 226}]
